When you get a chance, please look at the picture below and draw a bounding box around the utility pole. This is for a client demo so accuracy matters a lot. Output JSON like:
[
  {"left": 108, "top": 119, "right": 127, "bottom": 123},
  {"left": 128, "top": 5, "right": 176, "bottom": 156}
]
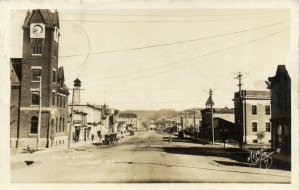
[
  {"left": 193, "top": 107, "right": 196, "bottom": 131},
  {"left": 234, "top": 72, "right": 248, "bottom": 150},
  {"left": 36, "top": 76, "right": 42, "bottom": 150},
  {"left": 184, "top": 111, "right": 187, "bottom": 130},
  {"left": 68, "top": 88, "right": 75, "bottom": 152},
  {"left": 210, "top": 89, "right": 214, "bottom": 145}
]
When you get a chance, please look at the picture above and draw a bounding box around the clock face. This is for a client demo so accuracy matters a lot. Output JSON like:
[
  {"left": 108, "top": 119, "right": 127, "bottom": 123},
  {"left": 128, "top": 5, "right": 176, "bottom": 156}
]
[{"left": 33, "top": 25, "right": 43, "bottom": 35}]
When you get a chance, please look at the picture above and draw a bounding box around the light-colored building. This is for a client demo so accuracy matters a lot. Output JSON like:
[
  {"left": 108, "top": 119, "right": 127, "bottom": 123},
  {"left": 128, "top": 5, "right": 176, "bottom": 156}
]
[{"left": 233, "top": 90, "right": 271, "bottom": 145}]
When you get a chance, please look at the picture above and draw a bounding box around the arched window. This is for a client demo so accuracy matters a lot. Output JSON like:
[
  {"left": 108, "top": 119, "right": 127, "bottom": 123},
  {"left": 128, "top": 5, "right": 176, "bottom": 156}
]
[{"left": 31, "top": 116, "right": 38, "bottom": 134}]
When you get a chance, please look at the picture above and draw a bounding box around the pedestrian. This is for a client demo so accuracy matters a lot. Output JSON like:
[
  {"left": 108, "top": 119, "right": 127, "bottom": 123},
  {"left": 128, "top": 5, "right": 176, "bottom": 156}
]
[
  {"left": 169, "top": 134, "right": 172, "bottom": 144},
  {"left": 91, "top": 134, "right": 95, "bottom": 142},
  {"left": 50, "top": 133, "right": 54, "bottom": 146}
]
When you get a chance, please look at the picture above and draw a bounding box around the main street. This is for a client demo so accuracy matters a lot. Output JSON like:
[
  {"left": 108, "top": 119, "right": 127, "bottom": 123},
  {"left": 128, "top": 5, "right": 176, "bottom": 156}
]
[{"left": 11, "top": 130, "right": 290, "bottom": 183}]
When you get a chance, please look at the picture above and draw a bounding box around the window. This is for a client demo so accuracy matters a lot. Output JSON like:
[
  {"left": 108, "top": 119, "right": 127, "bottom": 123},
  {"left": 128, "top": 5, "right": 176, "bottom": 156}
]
[
  {"left": 252, "top": 122, "right": 257, "bottom": 132},
  {"left": 32, "top": 39, "right": 42, "bottom": 55},
  {"left": 31, "top": 69, "right": 41, "bottom": 81},
  {"left": 53, "top": 70, "right": 56, "bottom": 83},
  {"left": 59, "top": 117, "right": 62, "bottom": 132},
  {"left": 252, "top": 105, "right": 257, "bottom": 115},
  {"left": 57, "top": 95, "right": 60, "bottom": 107},
  {"left": 30, "top": 116, "right": 38, "bottom": 134},
  {"left": 62, "top": 96, "right": 65, "bottom": 108},
  {"left": 265, "top": 105, "right": 270, "bottom": 115},
  {"left": 32, "top": 46, "right": 42, "bottom": 55},
  {"left": 59, "top": 96, "right": 64, "bottom": 108},
  {"left": 62, "top": 118, "right": 65, "bottom": 132},
  {"left": 266, "top": 122, "right": 271, "bottom": 132},
  {"left": 31, "top": 91, "right": 39, "bottom": 105},
  {"left": 56, "top": 118, "right": 58, "bottom": 133},
  {"left": 52, "top": 92, "right": 55, "bottom": 106},
  {"left": 253, "top": 139, "right": 258, "bottom": 143}
]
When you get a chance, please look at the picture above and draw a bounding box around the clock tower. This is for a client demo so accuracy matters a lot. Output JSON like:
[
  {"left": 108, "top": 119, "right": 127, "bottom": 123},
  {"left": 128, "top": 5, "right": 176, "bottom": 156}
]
[{"left": 10, "top": 9, "right": 69, "bottom": 149}]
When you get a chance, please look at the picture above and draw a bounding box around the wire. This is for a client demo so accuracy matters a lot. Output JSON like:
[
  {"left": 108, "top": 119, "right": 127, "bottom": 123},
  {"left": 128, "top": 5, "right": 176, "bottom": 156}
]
[
  {"left": 20, "top": 20, "right": 288, "bottom": 63},
  {"left": 83, "top": 27, "right": 289, "bottom": 84},
  {"left": 133, "top": 27, "right": 289, "bottom": 80},
  {"left": 60, "top": 11, "right": 284, "bottom": 17},
  {"left": 59, "top": 13, "right": 286, "bottom": 23},
  {"left": 59, "top": 20, "right": 289, "bottom": 58}
]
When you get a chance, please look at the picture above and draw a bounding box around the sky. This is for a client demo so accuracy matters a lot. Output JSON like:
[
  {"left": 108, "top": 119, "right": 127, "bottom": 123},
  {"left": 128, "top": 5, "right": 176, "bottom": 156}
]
[{"left": 10, "top": 9, "right": 291, "bottom": 111}]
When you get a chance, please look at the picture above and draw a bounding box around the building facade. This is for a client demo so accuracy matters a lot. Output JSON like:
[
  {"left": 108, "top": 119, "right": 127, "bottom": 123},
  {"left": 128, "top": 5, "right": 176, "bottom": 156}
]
[
  {"left": 200, "top": 107, "right": 235, "bottom": 141},
  {"left": 268, "top": 65, "right": 291, "bottom": 154},
  {"left": 233, "top": 90, "right": 271, "bottom": 145},
  {"left": 10, "top": 9, "right": 69, "bottom": 149}
]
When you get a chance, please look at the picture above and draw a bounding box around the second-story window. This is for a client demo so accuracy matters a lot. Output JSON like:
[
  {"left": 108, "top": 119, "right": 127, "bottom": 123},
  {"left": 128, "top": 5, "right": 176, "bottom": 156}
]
[
  {"left": 53, "top": 69, "right": 56, "bottom": 83},
  {"left": 265, "top": 105, "right": 270, "bottom": 115},
  {"left": 252, "top": 105, "right": 257, "bottom": 115},
  {"left": 52, "top": 92, "right": 55, "bottom": 106},
  {"left": 31, "top": 91, "right": 39, "bottom": 105},
  {"left": 252, "top": 122, "right": 257, "bottom": 132},
  {"left": 31, "top": 69, "right": 41, "bottom": 81}
]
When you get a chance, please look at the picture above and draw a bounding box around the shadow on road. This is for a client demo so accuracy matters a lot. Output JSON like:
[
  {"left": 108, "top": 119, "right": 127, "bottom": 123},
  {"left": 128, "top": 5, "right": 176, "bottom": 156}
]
[
  {"left": 161, "top": 146, "right": 290, "bottom": 171},
  {"left": 115, "top": 161, "right": 290, "bottom": 179},
  {"left": 162, "top": 137, "right": 208, "bottom": 144}
]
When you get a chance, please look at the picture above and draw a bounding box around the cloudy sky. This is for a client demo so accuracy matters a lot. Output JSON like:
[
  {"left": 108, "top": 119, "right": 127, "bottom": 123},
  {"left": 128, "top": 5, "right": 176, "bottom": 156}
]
[{"left": 10, "top": 9, "right": 291, "bottom": 110}]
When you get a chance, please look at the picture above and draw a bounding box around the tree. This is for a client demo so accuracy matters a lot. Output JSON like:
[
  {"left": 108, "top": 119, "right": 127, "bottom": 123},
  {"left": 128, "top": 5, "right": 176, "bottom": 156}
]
[{"left": 257, "top": 131, "right": 266, "bottom": 144}]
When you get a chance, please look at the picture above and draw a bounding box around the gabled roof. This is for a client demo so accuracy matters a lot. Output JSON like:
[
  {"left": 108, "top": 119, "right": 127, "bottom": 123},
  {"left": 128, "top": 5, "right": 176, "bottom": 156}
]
[
  {"left": 10, "top": 58, "right": 22, "bottom": 86},
  {"left": 268, "top": 65, "right": 291, "bottom": 86},
  {"left": 23, "top": 9, "right": 59, "bottom": 28}
]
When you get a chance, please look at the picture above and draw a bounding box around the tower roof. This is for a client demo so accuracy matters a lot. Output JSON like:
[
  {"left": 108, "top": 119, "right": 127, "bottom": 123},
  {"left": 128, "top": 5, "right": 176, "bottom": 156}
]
[
  {"left": 23, "top": 9, "right": 59, "bottom": 28},
  {"left": 205, "top": 96, "right": 214, "bottom": 106}
]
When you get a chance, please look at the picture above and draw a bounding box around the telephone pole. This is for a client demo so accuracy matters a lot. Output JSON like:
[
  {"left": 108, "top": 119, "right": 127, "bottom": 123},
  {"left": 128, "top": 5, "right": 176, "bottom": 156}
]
[
  {"left": 36, "top": 76, "right": 42, "bottom": 150},
  {"left": 210, "top": 89, "right": 214, "bottom": 145},
  {"left": 234, "top": 72, "right": 248, "bottom": 150},
  {"left": 193, "top": 107, "right": 196, "bottom": 131}
]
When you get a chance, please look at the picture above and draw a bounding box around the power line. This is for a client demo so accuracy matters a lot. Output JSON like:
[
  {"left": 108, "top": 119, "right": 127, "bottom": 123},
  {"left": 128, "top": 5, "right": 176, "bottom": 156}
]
[
  {"left": 59, "top": 13, "right": 286, "bottom": 23},
  {"left": 58, "top": 20, "right": 288, "bottom": 58},
  {"left": 19, "top": 20, "right": 288, "bottom": 63},
  {"left": 60, "top": 12, "right": 284, "bottom": 17},
  {"left": 84, "top": 27, "right": 288, "bottom": 84}
]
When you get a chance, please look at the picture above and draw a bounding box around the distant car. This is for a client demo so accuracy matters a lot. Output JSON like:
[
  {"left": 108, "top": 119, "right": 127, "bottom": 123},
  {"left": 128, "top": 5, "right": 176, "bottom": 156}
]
[{"left": 130, "top": 131, "right": 135, "bottom": 136}]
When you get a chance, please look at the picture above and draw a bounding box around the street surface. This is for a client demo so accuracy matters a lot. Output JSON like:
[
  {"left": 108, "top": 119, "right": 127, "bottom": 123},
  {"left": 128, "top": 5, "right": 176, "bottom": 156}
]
[{"left": 11, "top": 130, "right": 290, "bottom": 183}]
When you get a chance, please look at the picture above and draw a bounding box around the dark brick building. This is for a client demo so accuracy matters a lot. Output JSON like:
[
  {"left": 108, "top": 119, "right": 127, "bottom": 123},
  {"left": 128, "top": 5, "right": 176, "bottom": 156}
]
[
  {"left": 200, "top": 107, "right": 235, "bottom": 141},
  {"left": 268, "top": 65, "right": 291, "bottom": 155},
  {"left": 10, "top": 9, "right": 69, "bottom": 149}
]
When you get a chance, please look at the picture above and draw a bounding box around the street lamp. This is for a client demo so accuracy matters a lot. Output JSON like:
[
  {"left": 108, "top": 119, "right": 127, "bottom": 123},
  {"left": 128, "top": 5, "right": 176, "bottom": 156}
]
[
  {"left": 206, "top": 89, "right": 214, "bottom": 145},
  {"left": 68, "top": 78, "right": 81, "bottom": 151}
]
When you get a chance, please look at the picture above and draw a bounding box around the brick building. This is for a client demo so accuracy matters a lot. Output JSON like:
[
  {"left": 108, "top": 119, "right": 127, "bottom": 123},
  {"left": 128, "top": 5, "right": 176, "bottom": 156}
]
[
  {"left": 10, "top": 9, "right": 69, "bottom": 148},
  {"left": 268, "top": 65, "right": 291, "bottom": 154},
  {"left": 233, "top": 90, "right": 271, "bottom": 145}
]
